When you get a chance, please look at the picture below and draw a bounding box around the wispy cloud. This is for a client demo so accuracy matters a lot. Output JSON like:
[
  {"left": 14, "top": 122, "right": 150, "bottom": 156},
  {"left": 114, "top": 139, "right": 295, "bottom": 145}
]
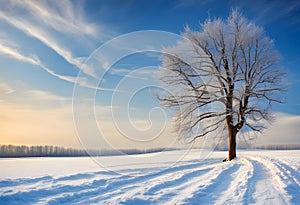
[
  {"left": 0, "top": 82, "right": 15, "bottom": 94},
  {"left": 0, "top": 0, "right": 116, "bottom": 78},
  {"left": 0, "top": 43, "right": 117, "bottom": 91},
  {"left": 0, "top": 11, "right": 83, "bottom": 68},
  {"left": 12, "top": 0, "right": 98, "bottom": 38},
  {"left": 0, "top": 43, "right": 40, "bottom": 65},
  {"left": 109, "top": 67, "right": 157, "bottom": 80},
  {"left": 230, "top": 0, "right": 300, "bottom": 25},
  {"left": 0, "top": 43, "right": 80, "bottom": 84},
  {"left": 25, "top": 90, "right": 70, "bottom": 102}
]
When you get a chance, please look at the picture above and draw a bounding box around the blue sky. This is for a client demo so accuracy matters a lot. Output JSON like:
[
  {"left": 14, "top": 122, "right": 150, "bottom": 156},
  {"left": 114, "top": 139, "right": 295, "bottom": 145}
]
[{"left": 0, "top": 0, "right": 299, "bottom": 149}]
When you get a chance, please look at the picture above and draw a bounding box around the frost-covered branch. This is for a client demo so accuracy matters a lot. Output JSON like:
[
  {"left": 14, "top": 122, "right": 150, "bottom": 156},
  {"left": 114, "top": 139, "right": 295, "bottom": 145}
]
[{"left": 158, "top": 10, "right": 286, "bottom": 146}]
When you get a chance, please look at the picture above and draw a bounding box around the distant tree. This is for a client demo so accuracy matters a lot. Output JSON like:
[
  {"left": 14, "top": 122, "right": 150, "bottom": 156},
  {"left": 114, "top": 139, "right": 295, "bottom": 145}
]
[{"left": 158, "top": 10, "right": 286, "bottom": 161}]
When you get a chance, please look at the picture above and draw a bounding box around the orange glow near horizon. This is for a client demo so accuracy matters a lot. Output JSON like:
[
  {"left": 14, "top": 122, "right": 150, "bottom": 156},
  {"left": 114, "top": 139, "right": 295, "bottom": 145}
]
[{"left": 0, "top": 100, "right": 82, "bottom": 149}]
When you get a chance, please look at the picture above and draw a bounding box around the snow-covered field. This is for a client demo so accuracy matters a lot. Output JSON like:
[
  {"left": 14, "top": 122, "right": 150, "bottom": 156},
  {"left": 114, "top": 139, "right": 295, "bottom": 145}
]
[{"left": 0, "top": 149, "right": 299, "bottom": 205}]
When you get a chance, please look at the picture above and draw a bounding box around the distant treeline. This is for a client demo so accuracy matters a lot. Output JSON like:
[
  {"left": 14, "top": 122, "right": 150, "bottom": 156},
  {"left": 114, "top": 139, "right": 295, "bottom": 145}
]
[
  {"left": 251, "top": 144, "right": 300, "bottom": 150},
  {"left": 0, "top": 144, "right": 177, "bottom": 158},
  {"left": 3, "top": 144, "right": 297, "bottom": 158},
  {"left": 0, "top": 145, "right": 88, "bottom": 157},
  {"left": 213, "top": 142, "right": 300, "bottom": 151}
]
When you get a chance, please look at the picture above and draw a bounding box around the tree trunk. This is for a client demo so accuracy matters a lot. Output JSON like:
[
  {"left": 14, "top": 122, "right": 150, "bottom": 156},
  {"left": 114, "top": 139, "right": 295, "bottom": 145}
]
[{"left": 227, "top": 124, "right": 237, "bottom": 161}]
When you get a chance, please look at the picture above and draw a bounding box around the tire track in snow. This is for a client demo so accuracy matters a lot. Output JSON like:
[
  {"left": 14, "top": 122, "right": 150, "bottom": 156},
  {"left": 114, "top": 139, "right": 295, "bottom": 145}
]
[
  {"left": 40, "top": 159, "right": 216, "bottom": 204},
  {"left": 0, "top": 176, "right": 53, "bottom": 188},
  {"left": 112, "top": 159, "right": 237, "bottom": 205},
  {"left": 0, "top": 170, "right": 119, "bottom": 196},
  {"left": 0, "top": 178, "right": 109, "bottom": 205},
  {"left": 181, "top": 162, "right": 241, "bottom": 205},
  {"left": 213, "top": 157, "right": 254, "bottom": 205},
  {"left": 100, "top": 168, "right": 212, "bottom": 204},
  {"left": 68, "top": 159, "right": 221, "bottom": 205},
  {"left": 0, "top": 176, "right": 53, "bottom": 196},
  {"left": 271, "top": 158, "right": 300, "bottom": 186},
  {"left": 0, "top": 162, "right": 175, "bottom": 204},
  {"left": 268, "top": 158, "right": 300, "bottom": 204},
  {"left": 0, "top": 170, "right": 127, "bottom": 204},
  {"left": 0, "top": 170, "right": 121, "bottom": 199},
  {"left": 244, "top": 156, "right": 291, "bottom": 205},
  {"left": 102, "top": 165, "right": 216, "bottom": 204}
]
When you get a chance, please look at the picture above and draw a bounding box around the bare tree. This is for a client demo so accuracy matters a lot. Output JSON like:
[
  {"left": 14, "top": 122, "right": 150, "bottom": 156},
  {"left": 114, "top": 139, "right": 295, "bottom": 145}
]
[{"left": 158, "top": 10, "right": 286, "bottom": 161}]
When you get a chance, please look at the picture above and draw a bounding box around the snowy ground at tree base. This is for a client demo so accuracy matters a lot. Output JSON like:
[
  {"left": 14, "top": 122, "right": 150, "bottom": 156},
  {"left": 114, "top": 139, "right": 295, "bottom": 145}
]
[{"left": 0, "top": 149, "right": 299, "bottom": 205}]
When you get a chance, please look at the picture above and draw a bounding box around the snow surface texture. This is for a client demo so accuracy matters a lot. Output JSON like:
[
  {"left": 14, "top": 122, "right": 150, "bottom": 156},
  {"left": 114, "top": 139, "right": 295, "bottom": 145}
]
[{"left": 0, "top": 150, "right": 299, "bottom": 205}]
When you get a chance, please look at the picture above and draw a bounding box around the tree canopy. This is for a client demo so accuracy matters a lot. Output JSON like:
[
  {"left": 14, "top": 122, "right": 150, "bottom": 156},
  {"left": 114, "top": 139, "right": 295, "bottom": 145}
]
[{"left": 158, "top": 10, "right": 286, "bottom": 160}]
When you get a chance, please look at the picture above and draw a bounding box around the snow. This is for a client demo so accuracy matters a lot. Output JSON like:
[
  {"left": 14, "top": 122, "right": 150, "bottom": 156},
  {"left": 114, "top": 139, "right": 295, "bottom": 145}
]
[{"left": 0, "top": 149, "right": 299, "bottom": 204}]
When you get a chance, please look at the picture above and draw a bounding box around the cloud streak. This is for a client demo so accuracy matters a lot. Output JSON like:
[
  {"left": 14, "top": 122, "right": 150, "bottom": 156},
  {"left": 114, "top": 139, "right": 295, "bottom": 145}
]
[
  {"left": 230, "top": 0, "right": 300, "bottom": 25},
  {"left": 0, "top": 11, "right": 83, "bottom": 68},
  {"left": 0, "top": 0, "right": 125, "bottom": 92},
  {"left": 0, "top": 82, "right": 15, "bottom": 94},
  {"left": 0, "top": 0, "right": 116, "bottom": 76},
  {"left": 0, "top": 43, "right": 116, "bottom": 91},
  {"left": 12, "top": 0, "right": 98, "bottom": 38},
  {"left": 0, "top": 43, "right": 79, "bottom": 83}
]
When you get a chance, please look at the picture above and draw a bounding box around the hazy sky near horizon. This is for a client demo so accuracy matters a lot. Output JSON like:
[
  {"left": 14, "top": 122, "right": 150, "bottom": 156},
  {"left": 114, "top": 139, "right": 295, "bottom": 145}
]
[{"left": 0, "top": 0, "right": 299, "bottom": 149}]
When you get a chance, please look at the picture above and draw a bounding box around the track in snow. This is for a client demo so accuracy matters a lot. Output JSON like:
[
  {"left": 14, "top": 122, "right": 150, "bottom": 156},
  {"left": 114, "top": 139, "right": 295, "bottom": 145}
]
[{"left": 0, "top": 150, "right": 299, "bottom": 205}]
